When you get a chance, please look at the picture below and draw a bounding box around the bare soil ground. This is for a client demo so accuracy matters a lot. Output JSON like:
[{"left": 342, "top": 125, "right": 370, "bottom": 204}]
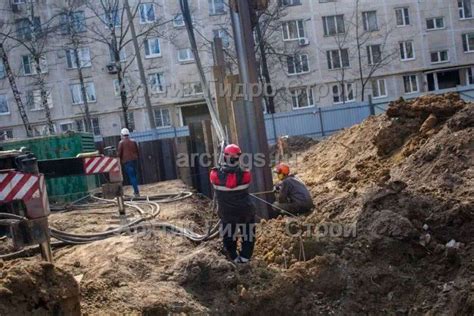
[{"left": 1, "top": 93, "right": 473, "bottom": 315}]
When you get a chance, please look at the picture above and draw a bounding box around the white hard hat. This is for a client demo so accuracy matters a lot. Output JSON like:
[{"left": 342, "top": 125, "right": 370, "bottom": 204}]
[{"left": 121, "top": 128, "right": 130, "bottom": 136}]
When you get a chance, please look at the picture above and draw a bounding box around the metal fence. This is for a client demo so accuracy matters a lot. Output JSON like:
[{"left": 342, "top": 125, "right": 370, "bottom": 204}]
[
  {"left": 92, "top": 86, "right": 474, "bottom": 145},
  {"left": 94, "top": 126, "right": 190, "bottom": 143},
  {"left": 264, "top": 103, "right": 372, "bottom": 144},
  {"left": 264, "top": 85, "right": 474, "bottom": 144}
]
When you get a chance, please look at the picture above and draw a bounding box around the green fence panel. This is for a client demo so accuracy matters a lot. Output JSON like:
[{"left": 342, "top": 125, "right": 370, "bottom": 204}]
[{"left": 0, "top": 132, "right": 99, "bottom": 203}]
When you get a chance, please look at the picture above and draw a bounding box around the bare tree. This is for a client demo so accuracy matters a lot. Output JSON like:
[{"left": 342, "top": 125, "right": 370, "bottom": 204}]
[
  {"left": 189, "top": 1, "right": 305, "bottom": 113},
  {"left": 0, "top": 1, "right": 57, "bottom": 134},
  {"left": 325, "top": 1, "right": 397, "bottom": 103},
  {"left": 85, "top": 0, "right": 165, "bottom": 130},
  {"left": 352, "top": 0, "right": 397, "bottom": 101},
  {"left": 54, "top": 0, "right": 93, "bottom": 132},
  {"left": 0, "top": 40, "right": 33, "bottom": 136}
]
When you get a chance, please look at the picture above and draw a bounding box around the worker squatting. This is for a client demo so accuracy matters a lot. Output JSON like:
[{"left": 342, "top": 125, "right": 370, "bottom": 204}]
[{"left": 210, "top": 144, "right": 316, "bottom": 264}]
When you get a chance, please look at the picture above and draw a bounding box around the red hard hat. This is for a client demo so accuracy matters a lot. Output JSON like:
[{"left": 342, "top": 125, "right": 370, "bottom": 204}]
[
  {"left": 224, "top": 144, "right": 241, "bottom": 158},
  {"left": 274, "top": 163, "right": 290, "bottom": 176}
]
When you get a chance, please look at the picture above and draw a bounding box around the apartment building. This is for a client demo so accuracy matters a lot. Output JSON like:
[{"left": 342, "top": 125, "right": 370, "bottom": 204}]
[{"left": 0, "top": 0, "right": 473, "bottom": 139}]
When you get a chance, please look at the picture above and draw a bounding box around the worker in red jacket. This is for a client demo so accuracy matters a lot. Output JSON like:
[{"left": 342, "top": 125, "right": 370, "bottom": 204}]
[{"left": 210, "top": 144, "right": 255, "bottom": 264}]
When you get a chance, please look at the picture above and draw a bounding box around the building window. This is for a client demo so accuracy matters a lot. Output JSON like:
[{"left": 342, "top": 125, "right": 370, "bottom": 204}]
[
  {"left": 154, "top": 108, "right": 171, "bottom": 128},
  {"left": 371, "top": 79, "right": 387, "bottom": 98},
  {"left": 32, "top": 125, "right": 57, "bottom": 136},
  {"left": 59, "top": 11, "right": 86, "bottom": 34},
  {"left": 279, "top": 0, "right": 301, "bottom": 7},
  {"left": 395, "top": 7, "right": 410, "bottom": 26},
  {"left": 290, "top": 87, "right": 314, "bottom": 109},
  {"left": 113, "top": 78, "right": 131, "bottom": 97},
  {"left": 178, "top": 48, "right": 194, "bottom": 62},
  {"left": 149, "top": 73, "right": 165, "bottom": 93},
  {"left": 362, "top": 11, "right": 378, "bottom": 32},
  {"left": 0, "top": 95, "right": 9, "bottom": 115},
  {"left": 139, "top": 3, "right": 156, "bottom": 24},
  {"left": 213, "top": 29, "right": 230, "bottom": 48},
  {"left": 103, "top": 8, "right": 121, "bottom": 27},
  {"left": 183, "top": 82, "right": 203, "bottom": 96},
  {"left": 459, "top": 0, "right": 473, "bottom": 19},
  {"left": 22, "top": 55, "right": 48, "bottom": 75},
  {"left": 462, "top": 33, "right": 474, "bottom": 52},
  {"left": 144, "top": 37, "right": 161, "bottom": 58},
  {"left": 109, "top": 46, "right": 127, "bottom": 62},
  {"left": 60, "top": 122, "right": 74, "bottom": 132},
  {"left": 26, "top": 90, "right": 53, "bottom": 111},
  {"left": 66, "top": 48, "right": 91, "bottom": 69},
  {"left": 0, "top": 129, "right": 13, "bottom": 140},
  {"left": 426, "top": 17, "right": 445, "bottom": 30},
  {"left": 287, "top": 54, "right": 310, "bottom": 75},
  {"left": 70, "top": 82, "right": 96, "bottom": 104},
  {"left": 209, "top": 0, "right": 225, "bottom": 15},
  {"left": 400, "top": 41, "right": 415, "bottom": 60},
  {"left": 0, "top": 62, "right": 5, "bottom": 79},
  {"left": 75, "top": 118, "right": 101, "bottom": 135},
  {"left": 12, "top": 0, "right": 26, "bottom": 4},
  {"left": 403, "top": 75, "right": 418, "bottom": 94},
  {"left": 467, "top": 68, "right": 474, "bottom": 84},
  {"left": 282, "top": 20, "right": 306, "bottom": 40},
  {"left": 173, "top": 14, "right": 185, "bottom": 27},
  {"left": 367, "top": 44, "right": 382, "bottom": 65},
  {"left": 332, "top": 83, "right": 354, "bottom": 103},
  {"left": 430, "top": 50, "right": 449, "bottom": 64},
  {"left": 326, "top": 49, "right": 349, "bottom": 70},
  {"left": 322, "top": 15, "right": 344, "bottom": 36},
  {"left": 15, "top": 17, "right": 41, "bottom": 41}
]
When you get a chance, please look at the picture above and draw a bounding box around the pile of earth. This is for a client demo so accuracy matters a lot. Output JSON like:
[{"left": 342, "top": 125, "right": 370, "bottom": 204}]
[
  {"left": 253, "top": 93, "right": 473, "bottom": 314},
  {"left": 0, "top": 260, "right": 81, "bottom": 315},
  {"left": 269, "top": 135, "right": 319, "bottom": 161}
]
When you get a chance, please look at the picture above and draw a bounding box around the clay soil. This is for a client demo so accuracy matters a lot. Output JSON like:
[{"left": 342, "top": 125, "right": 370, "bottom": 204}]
[{"left": 0, "top": 93, "right": 473, "bottom": 315}]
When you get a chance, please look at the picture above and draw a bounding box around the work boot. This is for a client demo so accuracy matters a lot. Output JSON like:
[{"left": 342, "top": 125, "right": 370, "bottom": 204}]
[
  {"left": 234, "top": 256, "right": 250, "bottom": 264},
  {"left": 134, "top": 192, "right": 140, "bottom": 198}
]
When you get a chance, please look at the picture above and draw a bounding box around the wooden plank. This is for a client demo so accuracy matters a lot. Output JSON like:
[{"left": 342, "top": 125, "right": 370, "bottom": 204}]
[{"left": 225, "top": 74, "right": 241, "bottom": 144}]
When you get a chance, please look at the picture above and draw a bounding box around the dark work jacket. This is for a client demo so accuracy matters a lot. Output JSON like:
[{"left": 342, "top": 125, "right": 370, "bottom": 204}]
[
  {"left": 278, "top": 175, "right": 314, "bottom": 209},
  {"left": 209, "top": 165, "right": 255, "bottom": 223}
]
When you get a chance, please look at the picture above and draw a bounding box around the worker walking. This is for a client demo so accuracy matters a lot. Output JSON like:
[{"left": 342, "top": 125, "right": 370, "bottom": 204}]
[
  {"left": 273, "top": 163, "right": 314, "bottom": 216},
  {"left": 210, "top": 144, "right": 255, "bottom": 264},
  {"left": 118, "top": 128, "right": 140, "bottom": 197}
]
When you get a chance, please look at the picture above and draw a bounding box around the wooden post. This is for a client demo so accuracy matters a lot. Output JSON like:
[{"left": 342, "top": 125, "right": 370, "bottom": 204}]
[
  {"left": 224, "top": 74, "right": 241, "bottom": 144},
  {"left": 211, "top": 38, "right": 230, "bottom": 138}
]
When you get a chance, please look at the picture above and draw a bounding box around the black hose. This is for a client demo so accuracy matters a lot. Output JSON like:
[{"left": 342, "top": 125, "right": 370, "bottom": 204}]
[{"left": 0, "top": 190, "right": 221, "bottom": 260}]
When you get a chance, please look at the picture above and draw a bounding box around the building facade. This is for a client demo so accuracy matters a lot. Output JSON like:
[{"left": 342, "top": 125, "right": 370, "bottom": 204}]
[{"left": 0, "top": 0, "right": 473, "bottom": 139}]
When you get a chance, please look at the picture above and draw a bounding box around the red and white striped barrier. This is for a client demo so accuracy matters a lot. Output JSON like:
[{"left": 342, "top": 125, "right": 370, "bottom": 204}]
[
  {"left": 84, "top": 156, "right": 120, "bottom": 175},
  {"left": 0, "top": 171, "right": 41, "bottom": 203}
]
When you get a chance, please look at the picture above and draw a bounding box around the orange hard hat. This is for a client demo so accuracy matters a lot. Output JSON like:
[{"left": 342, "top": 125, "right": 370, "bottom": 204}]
[{"left": 274, "top": 163, "right": 290, "bottom": 176}]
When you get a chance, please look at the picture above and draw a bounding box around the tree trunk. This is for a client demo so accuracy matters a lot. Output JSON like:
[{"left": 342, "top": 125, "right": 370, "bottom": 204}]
[
  {"left": 355, "top": 0, "right": 365, "bottom": 102},
  {"left": 72, "top": 46, "right": 92, "bottom": 133},
  {"left": 110, "top": 21, "right": 129, "bottom": 130},
  {"left": 0, "top": 43, "right": 33, "bottom": 137},
  {"left": 118, "top": 70, "right": 129, "bottom": 130},
  {"left": 255, "top": 21, "right": 275, "bottom": 113},
  {"left": 124, "top": 0, "right": 156, "bottom": 129},
  {"left": 29, "top": 3, "right": 54, "bottom": 134},
  {"left": 33, "top": 55, "right": 55, "bottom": 134}
]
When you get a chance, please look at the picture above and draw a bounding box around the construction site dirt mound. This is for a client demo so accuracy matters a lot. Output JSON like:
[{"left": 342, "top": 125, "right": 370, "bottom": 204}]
[
  {"left": 0, "top": 260, "right": 80, "bottom": 315},
  {"left": 269, "top": 135, "right": 319, "bottom": 160},
  {"left": 1, "top": 93, "right": 472, "bottom": 314},
  {"left": 255, "top": 93, "right": 473, "bottom": 314}
]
